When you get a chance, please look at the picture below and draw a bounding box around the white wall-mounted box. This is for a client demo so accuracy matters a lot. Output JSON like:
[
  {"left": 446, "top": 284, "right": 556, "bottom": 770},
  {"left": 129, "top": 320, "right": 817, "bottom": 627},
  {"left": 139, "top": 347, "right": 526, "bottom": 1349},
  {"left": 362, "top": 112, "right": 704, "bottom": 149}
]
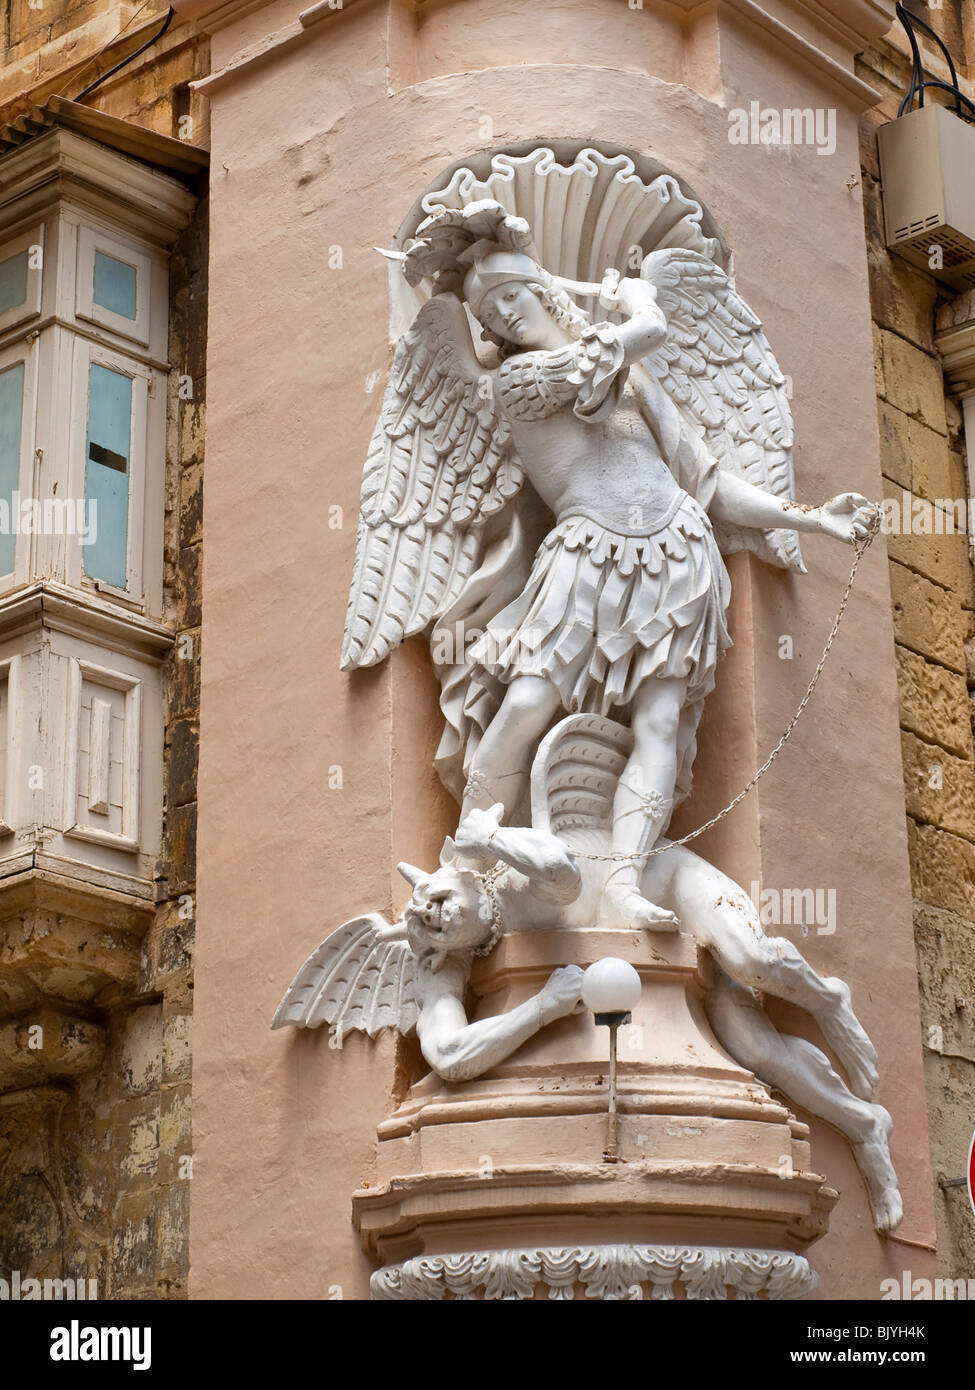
[{"left": 879, "top": 103, "right": 975, "bottom": 291}]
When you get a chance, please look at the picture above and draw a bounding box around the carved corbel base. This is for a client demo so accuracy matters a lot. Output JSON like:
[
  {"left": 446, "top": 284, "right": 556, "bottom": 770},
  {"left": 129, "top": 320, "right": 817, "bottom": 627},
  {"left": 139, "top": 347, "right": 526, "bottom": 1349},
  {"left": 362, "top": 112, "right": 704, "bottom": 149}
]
[
  {"left": 0, "top": 1006, "right": 106, "bottom": 1087},
  {"left": 0, "top": 869, "right": 153, "bottom": 1092},
  {"left": 370, "top": 1243, "right": 817, "bottom": 1301},
  {"left": 354, "top": 928, "right": 835, "bottom": 1291},
  {"left": 0, "top": 869, "right": 153, "bottom": 1013}
]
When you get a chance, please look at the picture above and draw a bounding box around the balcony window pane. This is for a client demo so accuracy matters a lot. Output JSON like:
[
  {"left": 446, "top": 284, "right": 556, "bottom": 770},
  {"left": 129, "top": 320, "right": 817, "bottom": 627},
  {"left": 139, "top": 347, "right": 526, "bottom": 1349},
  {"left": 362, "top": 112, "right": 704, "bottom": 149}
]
[
  {"left": 0, "top": 363, "right": 23, "bottom": 576},
  {"left": 84, "top": 363, "right": 132, "bottom": 588},
  {"left": 93, "top": 251, "right": 137, "bottom": 321},
  {"left": 0, "top": 251, "right": 28, "bottom": 316}
]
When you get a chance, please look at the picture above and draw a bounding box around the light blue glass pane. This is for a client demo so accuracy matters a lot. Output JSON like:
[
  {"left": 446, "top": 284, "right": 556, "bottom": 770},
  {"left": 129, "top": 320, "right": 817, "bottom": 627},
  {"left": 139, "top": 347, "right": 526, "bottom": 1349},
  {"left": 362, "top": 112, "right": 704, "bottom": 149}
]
[
  {"left": 0, "top": 364, "right": 23, "bottom": 576},
  {"left": 84, "top": 363, "right": 132, "bottom": 588},
  {"left": 93, "top": 251, "right": 137, "bottom": 321},
  {"left": 0, "top": 251, "right": 28, "bottom": 316}
]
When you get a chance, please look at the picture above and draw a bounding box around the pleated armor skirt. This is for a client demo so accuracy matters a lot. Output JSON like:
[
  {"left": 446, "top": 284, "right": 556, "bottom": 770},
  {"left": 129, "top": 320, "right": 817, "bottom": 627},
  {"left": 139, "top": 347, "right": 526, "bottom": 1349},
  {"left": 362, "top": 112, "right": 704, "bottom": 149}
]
[{"left": 467, "top": 493, "right": 733, "bottom": 718}]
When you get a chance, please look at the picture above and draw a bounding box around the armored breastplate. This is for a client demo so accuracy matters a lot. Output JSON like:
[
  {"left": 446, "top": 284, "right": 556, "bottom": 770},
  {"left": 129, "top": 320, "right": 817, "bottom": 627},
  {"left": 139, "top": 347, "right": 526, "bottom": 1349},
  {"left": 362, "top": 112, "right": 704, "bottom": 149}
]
[
  {"left": 496, "top": 346, "right": 579, "bottom": 421},
  {"left": 496, "top": 323, "right": 628, "bottom": 424}
]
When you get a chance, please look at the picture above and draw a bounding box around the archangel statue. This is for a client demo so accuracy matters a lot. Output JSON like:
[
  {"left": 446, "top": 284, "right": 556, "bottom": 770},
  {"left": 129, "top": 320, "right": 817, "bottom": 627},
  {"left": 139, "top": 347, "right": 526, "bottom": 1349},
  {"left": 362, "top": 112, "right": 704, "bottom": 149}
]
[
  {"left": 340, "top": 200, "right": 876, "bottom": 931},
  {"left": 275, "top": 189, "right": 902, "bottom": 1237}
]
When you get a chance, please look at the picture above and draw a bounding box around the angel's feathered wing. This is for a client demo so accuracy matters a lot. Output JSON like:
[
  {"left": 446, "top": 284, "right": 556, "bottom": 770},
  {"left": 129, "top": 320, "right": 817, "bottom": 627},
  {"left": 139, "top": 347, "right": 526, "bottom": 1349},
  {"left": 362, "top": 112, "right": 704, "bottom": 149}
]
[
  {"left": 341, "top": 294, "right": 524, "bottom": 669},
  {"left": 271, "top": 914, "right": 418, "bottom": 1047},
  {"left": 640, "top": 249, "right": 802, "bottom": 572}
]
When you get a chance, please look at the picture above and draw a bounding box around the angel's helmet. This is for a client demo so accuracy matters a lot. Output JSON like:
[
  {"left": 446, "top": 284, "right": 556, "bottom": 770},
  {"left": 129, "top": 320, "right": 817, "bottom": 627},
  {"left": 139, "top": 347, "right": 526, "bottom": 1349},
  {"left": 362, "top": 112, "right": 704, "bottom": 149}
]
[
  {"left": 397, "top": 844, "right": 502, "bottom": 959},
  {"left": 459, "top": 240, "right": 585, "bottom": 352}
]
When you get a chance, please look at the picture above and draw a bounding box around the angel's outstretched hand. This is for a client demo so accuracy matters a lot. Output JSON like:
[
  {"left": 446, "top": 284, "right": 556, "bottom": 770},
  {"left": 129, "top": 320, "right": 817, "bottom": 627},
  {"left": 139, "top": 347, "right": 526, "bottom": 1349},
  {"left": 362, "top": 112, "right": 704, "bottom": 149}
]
[{"left": 817, "top": 493, "right": 879, "bottom": 546}]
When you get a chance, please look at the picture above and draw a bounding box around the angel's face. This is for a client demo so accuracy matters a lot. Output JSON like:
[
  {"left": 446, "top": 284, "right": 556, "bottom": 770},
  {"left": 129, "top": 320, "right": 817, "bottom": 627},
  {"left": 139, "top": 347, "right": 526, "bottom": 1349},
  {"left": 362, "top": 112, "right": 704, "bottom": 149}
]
[
  {"left": 402, "top": 866, "right": 493, "bottom": 957},
  {"left": 477, "top": 282, "right": 560, "bottom": 349}
]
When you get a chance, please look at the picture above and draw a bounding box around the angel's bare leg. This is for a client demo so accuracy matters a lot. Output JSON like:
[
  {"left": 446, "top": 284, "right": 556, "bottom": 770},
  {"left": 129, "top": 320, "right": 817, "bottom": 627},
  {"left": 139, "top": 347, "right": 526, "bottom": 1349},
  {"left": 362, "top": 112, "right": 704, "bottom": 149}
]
[
  {"left": 600, "top": 678, "right": 685, "bottom": 930},
  {"left": 651, "top": 852, "right": 879, "bottom": 1100},
  {"left": 707, "top": 971, "right": 902, "bottom": 1233},
  {"left": 461, "top": 674, "right": 563, "bottom": 820}
]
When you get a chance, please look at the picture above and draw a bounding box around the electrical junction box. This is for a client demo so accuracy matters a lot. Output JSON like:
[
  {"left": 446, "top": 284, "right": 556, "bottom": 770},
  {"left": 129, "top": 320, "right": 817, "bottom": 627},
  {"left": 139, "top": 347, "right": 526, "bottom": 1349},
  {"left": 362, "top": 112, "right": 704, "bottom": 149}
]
[{"left": 878, "top": 102, "right": 975, "bottom": 291}]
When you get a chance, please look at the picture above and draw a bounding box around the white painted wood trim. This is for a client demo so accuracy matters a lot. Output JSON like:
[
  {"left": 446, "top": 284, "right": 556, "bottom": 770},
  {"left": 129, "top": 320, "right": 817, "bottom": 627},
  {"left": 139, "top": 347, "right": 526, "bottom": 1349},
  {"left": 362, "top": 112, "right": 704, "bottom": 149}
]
[
  {"left": 66, "top": 335, "right": 151, "bottom": 604},
  {"left": 0, "top": 334, "right": 41, "bottom": 594},
  {"left": 75, "top": 223, "right": 153, "bottom": 350},
  {"left": 63, "top": 656, "right": 142, "bottom": 852},
  {"left": 87, "top": 696, "right": 112, "bottom": 816},
  {"left": 0, "top": 222, "right": 44, "bottom": 336},
  {"left": 0, "top": 653, "right": 22, "bottom": 836}
]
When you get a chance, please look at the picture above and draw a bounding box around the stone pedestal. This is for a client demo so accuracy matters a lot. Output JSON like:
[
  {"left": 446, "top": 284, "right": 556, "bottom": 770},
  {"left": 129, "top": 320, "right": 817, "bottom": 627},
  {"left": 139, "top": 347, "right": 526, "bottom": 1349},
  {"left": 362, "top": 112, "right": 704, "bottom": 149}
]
[{"left": 354, "top": 927, "right": 835, "bottom": 1299}]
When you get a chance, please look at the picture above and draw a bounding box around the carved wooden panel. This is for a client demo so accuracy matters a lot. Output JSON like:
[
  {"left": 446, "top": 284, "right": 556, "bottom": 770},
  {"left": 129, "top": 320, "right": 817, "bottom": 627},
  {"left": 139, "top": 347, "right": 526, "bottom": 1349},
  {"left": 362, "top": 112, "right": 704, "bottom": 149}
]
[{"left": 64, "top": 657, "right": 141, "bottom": 851}]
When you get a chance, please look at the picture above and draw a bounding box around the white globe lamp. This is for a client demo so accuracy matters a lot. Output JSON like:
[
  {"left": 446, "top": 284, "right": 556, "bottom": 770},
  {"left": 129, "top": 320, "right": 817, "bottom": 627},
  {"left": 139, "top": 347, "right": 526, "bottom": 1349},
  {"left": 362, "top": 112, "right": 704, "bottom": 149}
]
[
  {"left": 582, "top": 957, "right": 642, "bottom": 1164},
  {"left": 581, "top": 957, "right": 642, "bottom": 1018}
]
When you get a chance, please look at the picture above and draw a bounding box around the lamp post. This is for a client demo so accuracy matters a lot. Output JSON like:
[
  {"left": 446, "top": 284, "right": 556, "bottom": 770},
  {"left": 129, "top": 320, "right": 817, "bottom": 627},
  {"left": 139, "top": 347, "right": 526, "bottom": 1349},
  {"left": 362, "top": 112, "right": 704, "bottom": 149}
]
[{"left": 582, "top": 957, "right": 642, "bottom": 1164}]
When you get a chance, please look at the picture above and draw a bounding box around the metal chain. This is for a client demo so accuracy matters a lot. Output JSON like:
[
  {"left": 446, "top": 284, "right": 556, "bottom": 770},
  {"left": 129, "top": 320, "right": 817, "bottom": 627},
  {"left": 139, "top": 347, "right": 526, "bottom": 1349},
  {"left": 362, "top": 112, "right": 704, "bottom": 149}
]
[{"left": 577, "top": 507, "right": 882, "bottom": 863}]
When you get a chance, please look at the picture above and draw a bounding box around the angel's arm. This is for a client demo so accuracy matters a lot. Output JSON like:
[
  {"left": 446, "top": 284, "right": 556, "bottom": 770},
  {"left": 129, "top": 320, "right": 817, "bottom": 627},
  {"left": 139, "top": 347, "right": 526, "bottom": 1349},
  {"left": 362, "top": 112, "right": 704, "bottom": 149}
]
[
  {"left": 518, "top": 280, "right": 668, "bottom": 425},
  {"left": 711, "top": 471, "right": 877, "bottom": 545},
  {"left": 612, "top": 277, "right": 668, "bottom": 366}
]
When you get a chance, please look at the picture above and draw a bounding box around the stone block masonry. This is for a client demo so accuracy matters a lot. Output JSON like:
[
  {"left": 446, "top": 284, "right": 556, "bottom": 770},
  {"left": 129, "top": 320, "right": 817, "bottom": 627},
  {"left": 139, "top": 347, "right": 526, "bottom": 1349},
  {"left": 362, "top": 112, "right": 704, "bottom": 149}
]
[{"left": 859, "top": 25, "right": 975, "bottom": 1280}]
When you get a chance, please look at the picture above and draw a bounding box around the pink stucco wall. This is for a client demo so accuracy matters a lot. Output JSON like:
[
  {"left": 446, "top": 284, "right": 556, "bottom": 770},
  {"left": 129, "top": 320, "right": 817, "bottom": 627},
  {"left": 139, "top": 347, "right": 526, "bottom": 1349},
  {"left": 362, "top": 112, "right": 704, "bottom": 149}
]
[{"left": 185, "top": 0, "right": 933, "bottom": 1298}]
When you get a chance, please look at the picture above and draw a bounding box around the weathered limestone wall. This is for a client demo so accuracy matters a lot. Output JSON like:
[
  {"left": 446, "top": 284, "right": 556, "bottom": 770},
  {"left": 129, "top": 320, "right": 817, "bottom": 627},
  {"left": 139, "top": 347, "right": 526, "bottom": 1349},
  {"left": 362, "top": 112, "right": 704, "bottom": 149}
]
[
  {"left": 0, "top": 8, "right": 208, "bottom": 1297},
  {"left": 858, "top": 15, "right": 975, "bottom": 1278},
  {"left": 105, "top": 190, "right": 208, "bottom": 1297},
  {"left": 1, "top": 0, "right": 209, "bottom": 144}
]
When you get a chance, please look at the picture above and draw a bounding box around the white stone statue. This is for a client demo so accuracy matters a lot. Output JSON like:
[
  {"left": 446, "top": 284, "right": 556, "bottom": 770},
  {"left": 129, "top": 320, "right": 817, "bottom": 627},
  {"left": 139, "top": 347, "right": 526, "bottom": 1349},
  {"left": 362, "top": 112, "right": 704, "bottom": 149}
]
[
  {"left": 276, "top": 181, "right": 902, "bottom": 1247},
  {"left": 273, "top": 714, "right": 901, "bottom": 1233},
  {"left": 341, "top": 200, "right": 877, "bottom": 931}
]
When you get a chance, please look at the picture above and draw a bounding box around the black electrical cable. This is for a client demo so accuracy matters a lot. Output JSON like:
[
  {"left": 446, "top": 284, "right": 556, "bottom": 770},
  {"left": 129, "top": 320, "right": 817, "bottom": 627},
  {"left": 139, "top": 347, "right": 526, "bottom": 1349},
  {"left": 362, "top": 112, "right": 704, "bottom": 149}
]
[
  {"left": 895, "top": 3, "right": 975, "bottom": 122},
  {"left": 912, "top": 78, "right": 975, "bottom": 121},
  {"left": 897, "top": 4, "right": 923, "bottom": 116},
  {"left": 75, "top": 5, "right": 175, "bottom": 102},
  {"left": 902, "top": 5, "right": 962, "bottom": 102}
]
